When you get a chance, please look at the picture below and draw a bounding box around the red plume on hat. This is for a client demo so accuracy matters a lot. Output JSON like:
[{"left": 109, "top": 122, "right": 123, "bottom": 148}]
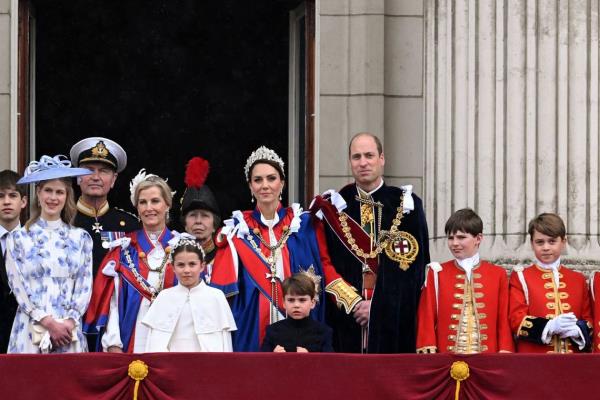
[{"left": 184, "top": 157, "right": 210, "bottom": 189}]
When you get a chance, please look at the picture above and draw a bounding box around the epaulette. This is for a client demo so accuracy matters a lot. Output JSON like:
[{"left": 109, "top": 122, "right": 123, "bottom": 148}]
[{"left": 114, "top": 207, "right": 140, "bottom": 222}]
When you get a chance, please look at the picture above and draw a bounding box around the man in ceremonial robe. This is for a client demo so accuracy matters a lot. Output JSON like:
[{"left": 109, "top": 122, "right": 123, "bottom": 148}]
[{"left": 315, "top": 132, "right": 430, "bottom": 353}]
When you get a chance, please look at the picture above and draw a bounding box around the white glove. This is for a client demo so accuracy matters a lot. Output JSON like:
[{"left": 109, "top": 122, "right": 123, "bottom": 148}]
[
  {"left": 547, "top": 312, "right": 577, "bottom": 335},
  {"left": 559, "top": 325, "right": 581, "bottom": 339},
  {"left": 542, "top": 313, "right": 577, "bottom": 343}
]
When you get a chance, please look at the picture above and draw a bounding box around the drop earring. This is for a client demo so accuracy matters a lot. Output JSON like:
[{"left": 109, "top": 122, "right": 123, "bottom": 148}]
[
  {"left": 279, "top": 193, "right": 282, "bottom": 201},
  {"left": 251, "top": 194, "right": 255, "bottom": 203}
]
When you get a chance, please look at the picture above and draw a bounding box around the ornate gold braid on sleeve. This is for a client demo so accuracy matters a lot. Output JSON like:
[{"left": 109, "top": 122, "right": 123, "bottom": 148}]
[
  {"left": 325, "top": 278, "right": 362, "bottom": 314},
  {"left": 416, "top": 346, "right": 437, "bottom": 354},
  {"left": 517, "top": 315, "right": 535, "bottom": 337}
]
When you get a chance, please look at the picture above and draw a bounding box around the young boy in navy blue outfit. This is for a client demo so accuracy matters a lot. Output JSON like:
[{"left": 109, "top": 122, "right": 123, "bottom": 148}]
[{"left": 261, "top": 272, "right": 333, "bottom": 352}]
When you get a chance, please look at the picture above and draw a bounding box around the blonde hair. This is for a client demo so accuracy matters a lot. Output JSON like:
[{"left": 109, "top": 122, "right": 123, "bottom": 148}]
[
  {"left": 134, "top": 176, "right": 173, "bottom": 207},
  {"left": 134, "top": 176, "right": 173, "bottom": 225},
  {"left": 25, "top": 178, "right": 77, "bottom": 230}
]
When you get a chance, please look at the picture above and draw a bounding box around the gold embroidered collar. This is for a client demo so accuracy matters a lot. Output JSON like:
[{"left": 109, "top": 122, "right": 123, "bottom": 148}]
[{"left": 77, "top": 198, "right": 110, "bottom": 218}]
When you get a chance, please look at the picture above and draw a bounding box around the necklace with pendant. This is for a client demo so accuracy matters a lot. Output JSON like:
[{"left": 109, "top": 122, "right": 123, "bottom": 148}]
[{"left": 246, "top": 224, "right": 292, "bottom": 323}]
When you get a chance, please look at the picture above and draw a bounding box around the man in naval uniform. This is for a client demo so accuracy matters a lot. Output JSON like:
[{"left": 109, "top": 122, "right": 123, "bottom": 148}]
[
  {"left": 312, "top": 132, "right": 430, "bottom": 353},
  {"left": 70, "top": 137, "right": 139, "bottom": 278}
]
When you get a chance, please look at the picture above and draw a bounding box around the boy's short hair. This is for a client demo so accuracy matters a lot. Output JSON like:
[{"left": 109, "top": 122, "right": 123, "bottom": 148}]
[
  {"left": 528, "top": 213, "right": 566, "bottom": 240},
  {"left": 444, "top": 208, "right": 483, "bottom": 236},
  {"left": 0, "top": 170, "right": 26, "bottom": 197},
  {"left": 282, "top": 273, "right": 316, "bottom": 299}
]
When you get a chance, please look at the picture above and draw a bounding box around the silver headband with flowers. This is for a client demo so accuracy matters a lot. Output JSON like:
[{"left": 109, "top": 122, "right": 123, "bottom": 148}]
[
  {"left": 243, "top": 146, "right": 285, "bottom": 181},
  {"left": 168, "top": 232, "right": 205, "bottom": 260}
]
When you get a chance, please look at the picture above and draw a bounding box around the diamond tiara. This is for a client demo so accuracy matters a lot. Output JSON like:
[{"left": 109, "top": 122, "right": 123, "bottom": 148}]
[{"left": 244, "top": 146, "right": 285, "bottom": 181}]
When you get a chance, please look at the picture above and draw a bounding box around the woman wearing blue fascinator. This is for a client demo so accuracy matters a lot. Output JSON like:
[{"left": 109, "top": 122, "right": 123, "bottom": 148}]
[{"left": 5, "top": 155, "right": 94, "bottom": 353}]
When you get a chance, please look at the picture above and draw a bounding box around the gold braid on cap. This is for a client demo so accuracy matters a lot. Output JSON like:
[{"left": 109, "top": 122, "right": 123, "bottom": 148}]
[{"left": 244, "top": 146, "right": 285, "bottom": 181}]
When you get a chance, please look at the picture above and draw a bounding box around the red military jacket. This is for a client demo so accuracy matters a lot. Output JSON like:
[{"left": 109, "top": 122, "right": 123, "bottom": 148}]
[
  {"left": 416, "top": 260, "right": 514, "bottom": 353},
  {"left": 509, "top": 264, "right": 592, "bottom": 353},
  {"left": 589, "top": 272, "right": 600, "bottom": 352}
]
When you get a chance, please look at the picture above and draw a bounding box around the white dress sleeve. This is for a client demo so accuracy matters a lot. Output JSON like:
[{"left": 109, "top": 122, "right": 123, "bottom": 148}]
[
  {"left": 65, "top": 231, "right": 93, "bottom": 324},
  {"left": 5, "top": 234, "right": 50, "bottom": 322}
]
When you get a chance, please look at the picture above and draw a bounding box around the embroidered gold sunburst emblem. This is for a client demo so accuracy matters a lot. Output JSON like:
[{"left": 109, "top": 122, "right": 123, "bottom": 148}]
[{"left": 91, "top": 141, "right": 110, "bottom": 158}]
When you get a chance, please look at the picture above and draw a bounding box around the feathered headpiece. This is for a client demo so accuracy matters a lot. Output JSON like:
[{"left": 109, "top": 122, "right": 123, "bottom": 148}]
[
  {"left": 184, "top": 157, "right": 210, "bottom": 189},
  {"left": 129, "top": 168, "right": 175, "bottom": 206},
  {"left": 180, "top": 157, "right": 220, "bottom": 216},
  {"left": 244, "top": 146, "right": 285, "bottom": 181}
]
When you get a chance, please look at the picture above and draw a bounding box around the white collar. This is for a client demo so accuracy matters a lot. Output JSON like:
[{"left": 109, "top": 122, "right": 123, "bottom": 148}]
[
  {"left": 40, "top": 218, "right": 63, "bottom": 230},
  {"left": 356, "top": 179, "right": 384, "bottom": 197},
  {"left": 535, "top": 257, "right": 561, "bottom": 270},
  {"left": 260, "top": 211, "right": 280, "bottom": 227},
  {"left": 535, "top": 257, "right": 561, "bottom": 286},
  {"left": 175, "top": 281, "right": 205, "bottom": 294},
  {"left": 0, "top": 223, "right": 20, "bottom": 237},
  {"left": 456, "top": 253, "right": 480, "bottom": 279}
]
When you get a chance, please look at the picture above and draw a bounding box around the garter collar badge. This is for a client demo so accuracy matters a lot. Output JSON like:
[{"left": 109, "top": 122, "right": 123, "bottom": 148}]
[{"left": 385, "top": 231, "right": 419, "bottom": 270}]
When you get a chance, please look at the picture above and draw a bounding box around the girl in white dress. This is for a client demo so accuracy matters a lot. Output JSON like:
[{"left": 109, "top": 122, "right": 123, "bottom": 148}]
[
  {"left": 6, "top": 155, "right": 93, "bottom": 353},
  {"left": 143, "top": 234, "right": 236, "bottom": 352}
]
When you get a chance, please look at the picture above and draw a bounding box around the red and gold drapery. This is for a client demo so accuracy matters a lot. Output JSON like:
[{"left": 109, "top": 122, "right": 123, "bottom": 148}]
[{"left": 1, "top": 353, "right": 599, "bottom": 399}]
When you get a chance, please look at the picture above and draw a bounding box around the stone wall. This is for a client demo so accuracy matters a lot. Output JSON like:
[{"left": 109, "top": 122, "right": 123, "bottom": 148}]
[
  {"left": 424, "top": 0, "right": 600, "bottom": 274},
  {"left": 0, "top": 0, "right": 12, "bottom": 170},
  {"left": 318, "top": 0, "right": 426, "bottom": 196}
]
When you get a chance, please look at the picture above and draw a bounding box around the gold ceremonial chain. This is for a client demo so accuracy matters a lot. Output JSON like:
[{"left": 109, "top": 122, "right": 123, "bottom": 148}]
[
  {"left": 246, "top": 225, "right": 292, "bottom": 323},
  {"left": 251, "top": 226, "right": 291, "bottom": 251},
  {"left": 339, "top": 195, "right": 405, "bottom": 259},
  {"left": 124, "top": 248, "right": 168, "bottom": 301}
]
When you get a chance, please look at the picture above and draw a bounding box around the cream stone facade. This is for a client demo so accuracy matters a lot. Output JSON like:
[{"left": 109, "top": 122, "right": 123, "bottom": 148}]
[
  {"left": 2, "top": 0, "right": 600, "bottom": 270},
  {"left": 0, "top": 0, "right": 15, "bottom": 171},
  {"left": 318, "top": 0, "right": 600, "bottom": 273}
]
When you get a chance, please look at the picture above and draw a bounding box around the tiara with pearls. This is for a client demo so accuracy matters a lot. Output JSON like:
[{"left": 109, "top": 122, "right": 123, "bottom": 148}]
[{"left": 244, "top": 146, "right": 285, "bottom": 181}]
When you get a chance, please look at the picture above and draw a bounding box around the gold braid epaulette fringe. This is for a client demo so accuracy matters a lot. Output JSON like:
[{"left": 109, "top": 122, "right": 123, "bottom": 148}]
[{"left": 325, "top": 278, "right": 362, "bottom": 314}]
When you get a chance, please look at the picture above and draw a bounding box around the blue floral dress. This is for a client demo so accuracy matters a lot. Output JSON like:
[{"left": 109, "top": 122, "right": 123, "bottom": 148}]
[{"left": 5, "top": 218, "right": 93, "bottom": 353}]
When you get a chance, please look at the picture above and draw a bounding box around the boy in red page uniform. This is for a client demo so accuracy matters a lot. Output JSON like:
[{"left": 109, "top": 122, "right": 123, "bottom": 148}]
[
  {"left": 509, "top": 213, "right": 592, "bottom": 353},
  {"left": 417, "top": 209, "right": 514, "bottom": 353}
]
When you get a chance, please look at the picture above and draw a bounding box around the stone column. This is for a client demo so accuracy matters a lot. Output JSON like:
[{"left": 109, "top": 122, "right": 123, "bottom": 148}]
[
  {"left": 318, "top": 0, "right": 426, "bottom": 195},
  {"left": 0, "top": 0, "right": 14, "bottom": 170},
  {"left": 425, "top": 0, "right": 600, "bottom": 271}
]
